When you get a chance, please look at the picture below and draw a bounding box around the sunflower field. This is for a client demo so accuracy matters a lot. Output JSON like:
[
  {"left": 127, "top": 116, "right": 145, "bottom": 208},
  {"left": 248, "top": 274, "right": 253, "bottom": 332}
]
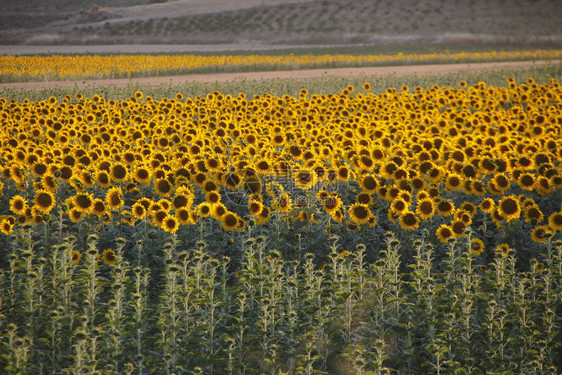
[
  {"left": 1, "top": 49, "right": 561, "bottom": 82},
  {"left": 0, "top": 59, "right": 561, "bottom": 374}
]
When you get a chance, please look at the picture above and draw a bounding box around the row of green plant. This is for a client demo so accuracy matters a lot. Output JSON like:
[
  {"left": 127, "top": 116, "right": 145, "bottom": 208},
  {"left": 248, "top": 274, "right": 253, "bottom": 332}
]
[
  {"left": 2, "top": 63, "right": 561, "bottom": 102},
  {"left": 1, "top": 226, "right": 560, "bottom": 374}
]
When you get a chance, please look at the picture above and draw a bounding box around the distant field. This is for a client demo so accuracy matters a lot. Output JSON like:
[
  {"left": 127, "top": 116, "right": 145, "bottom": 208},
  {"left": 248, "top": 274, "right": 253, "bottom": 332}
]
[
  {"left": 1, "top": 50, "right": 560, "bottom": 85},
  {"left": 1, "top": 0, "right": 560, "bottom": 47}
]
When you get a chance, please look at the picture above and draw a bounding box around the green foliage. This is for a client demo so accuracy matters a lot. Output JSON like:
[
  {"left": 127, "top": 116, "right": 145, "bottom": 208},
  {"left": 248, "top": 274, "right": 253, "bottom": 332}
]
[{"left": 0, "top": 228, "right": 560, "bottom": 373}]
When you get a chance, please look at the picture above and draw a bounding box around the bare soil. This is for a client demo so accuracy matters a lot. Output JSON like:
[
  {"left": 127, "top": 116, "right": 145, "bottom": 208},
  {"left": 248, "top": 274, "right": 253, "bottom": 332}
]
[{"left": 1, "top": 59, "right": 558, "bottom": 92}]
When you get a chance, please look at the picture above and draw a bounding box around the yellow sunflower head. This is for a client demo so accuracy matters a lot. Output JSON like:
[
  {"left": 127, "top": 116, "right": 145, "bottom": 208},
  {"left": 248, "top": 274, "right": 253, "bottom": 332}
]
[
  {"left": 102, "top": 249, "right": 117, "bottom": 265},
  {"left": 349, "top": 203, "right": 371, "bottom": 225}
]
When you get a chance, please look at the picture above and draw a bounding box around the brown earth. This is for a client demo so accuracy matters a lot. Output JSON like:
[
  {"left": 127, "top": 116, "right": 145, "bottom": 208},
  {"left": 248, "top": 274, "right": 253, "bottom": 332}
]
[{"left": 1, "top": 59, "right": 558, "bottom": 92}]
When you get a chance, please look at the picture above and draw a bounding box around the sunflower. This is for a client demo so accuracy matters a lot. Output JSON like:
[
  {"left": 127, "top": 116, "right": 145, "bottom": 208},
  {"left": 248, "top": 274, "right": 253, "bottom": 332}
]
[
  {"left": 152, "top": 210, "right": 168, "bottom": 226},
  {"left": 548, "top": 211, "right": 562, "bottom": 231},
  {"left": 92, "top": 199, "right": 107, "bottom": 218},
  {"left": 368, "top": 215, "right": 377, "bottom": 228},
  {"left": 445, "top": 173, "right": 463, "bottom": 191},
  {"left": 9, "top": 195, "right": 28, "bottom": 215},
  {"left": 102, "top": 249, "right": 117, "bottom": 265},
  {"left": 551, "top": 175, "right": 562, "bottom": 188},
  {"left": 161, "top": 215, "right": 179, "bottom": 234},
  {"left": 205, "top": 157, "right": 222, "bottom": 172},
  {"left": 248, "top": 199, "right": 264, "bottom": 216},
  {"left": 68, "top": 208, "right": 84, "bottom": 223},
  {"left": 96, "top": 170, "right": 112, "bottom": 188},
  {"left": 211, "top": 203, "right": 228, "bottom": 220},
  {"left": 203, "top": 180, "right": 219, "bottom": 193},
  {"left": 34, "top": 190, "right": 56, "bottom": 213},
  {"left": 492, "top": 173, "right": 510, "bottom": 192},
  {"left": 479, "top": 197, "right": 495, "bottom": 214},
  {"left": 427, "top": 167, "right": 443, "bottom": 182},
  {"left": 132, "top": 202, "right": 147, "bottom": 220},
  {"left": 255, "top": 206, "right": 271, "bottom": 225},
  {"left": 71, "top": 250, "right": 82, "bottom": 265},
  {"left": 159, "top": 199, "right": 172, "bottom": 212},
  {"left": 294, "top": 169, "right": 317, "bottom": 190},
  {"left": 175, "top": 207, "right": 191, "bottom": 225},
  {"left": 197, "top": 202, "right": 212, "bottom": 217},
  {"left": 359, "top": 174, "right": 378, "bottom": 193},
  {"left": 10, "top": 164, "right": 24, "bottom": 184},
  {"left": 470, "top": 238, "right": 485, "bottom": 256},
  {"left": 356, "top": 192, "right": 372, "bottom": 205},
  {"left": 122, "top": 209, "right": 136, "bottom": 225},
  {"left": 224, "top": 172, "right": 241, "bottom": 190},
  {"left": 78, "top": 171, "right": 95, "bottom": 188},
  {"left": 41, "top": 175, "right": 58, "bottom": 192},
  {"left": 454, "top": 210, "right": 472, "bottom": 225},
  {"left": 329, "top": 208, "right": 344, "bottom": 223},
  {"left": 188, "top": 211, "right": 199, "bottom": 224},
  {"left": 154, "top": 178, "right": 173, "bottom": 197},
  {"left": 451, "top": 219, "right": 467, "bottom": 237},
  {"left": 459, "top": 201, "right": 477, "bottom": 217},
  {"left": 487, "top": 181, "right": 502, "bottom": 195},
  {"left": 523, "top": 204, "right": 543, "bottom": 224},
  {"left": 106, "top": 187, "right": 124, "bottom": 210},
  {"left": 1, "top": 219, "right": 13, "bottom": 235},
  {"left": 532, "top": 262, "right": 545, "bottom": 273},
  {"left": 517, "top": 172, "right": 535, "bottom": 190},
  {"left": 73, "top": 192, "right": 94, "bottom": 213},
  {"left": 415, "top": 198, "right": 435, "bottom": 220},
  {"left": 530, "top": 225, "right": 552, "bottom": 243},
  {"left": 497, "top": 195, "right": 520, "bottom": 222},
  {"left": 205, "top": 191, "right": 221, "bottom": 205},
  {"left": 110, "top": 162, "right": 128, "bottom": 183},
  {"left": 436, "top": 199, "right": 454, "bottom": 216},
  {"left": 390, "top": 198, "right": 408, "bottom": 214},
  {"left": 275, "top": 192, "right": 293, "bottom": 213},
  {"left": 495, "top": 244, "right": 513, "bottom": 257},
  {"left": 436, "top": 224, "right": 453, "bottom": 243},
  {"left": 322, "top": 195, "right": 343, "bottom": 215},
  {"left": 337, "top": 166, "right": 351, "bottom": 182},
  {"left": 254, "top": 159, "right": 271, "bottom": 174},
  {"left": 31, "top": 162, "right": 48, "bottom": 178},
  {"left": 349, "top": 203, "right": 371, "bottom": 225},
  {"left": 399, "top": 212, "right": 419, "bottom": 230},
  {"left": 536, "top": 176, "right": 552, "bottom": 196},
  {"left": 134, "top": 165, "right": 152, "bottom": 184},
  {"left": 221, "top": 212, "right": 242, "bottom": 231},
  {"left": 244, "top": 175, "right": 262, "bottom": 195},
  {"left": 416, "top": 190, "right": 430, "bottom": 201}
]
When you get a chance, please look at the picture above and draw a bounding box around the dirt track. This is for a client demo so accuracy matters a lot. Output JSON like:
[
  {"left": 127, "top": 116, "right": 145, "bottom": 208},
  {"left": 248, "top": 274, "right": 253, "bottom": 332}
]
[{"left": 1, "top": 59, "right": 559, "bottom": 92}]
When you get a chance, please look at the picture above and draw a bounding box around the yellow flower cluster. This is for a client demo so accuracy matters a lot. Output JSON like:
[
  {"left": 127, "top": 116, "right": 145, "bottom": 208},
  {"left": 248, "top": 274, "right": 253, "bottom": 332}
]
[
  {"left": 1, "top": 79, "right": 561, "bottom": 247},
  {"left": 1, "top": 50, "right": 560, "bottom": 81}
]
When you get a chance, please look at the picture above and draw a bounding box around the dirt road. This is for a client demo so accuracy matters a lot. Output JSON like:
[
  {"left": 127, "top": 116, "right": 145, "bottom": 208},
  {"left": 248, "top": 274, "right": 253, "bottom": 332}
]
[{"left": 1, "top": 59, "right": 559, "bottom": 91}]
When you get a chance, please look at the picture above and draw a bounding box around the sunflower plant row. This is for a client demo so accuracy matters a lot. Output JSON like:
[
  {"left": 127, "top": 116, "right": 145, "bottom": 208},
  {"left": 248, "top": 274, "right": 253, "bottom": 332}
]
[
  {"left": 0, "top": 77, "right": 561, "bottom": 373},
  {"left": 1, "top": 78, "right": 561, "bottom": 253},
  {"left": 1, "top": 49, "right": 561, "bottom": 82}
]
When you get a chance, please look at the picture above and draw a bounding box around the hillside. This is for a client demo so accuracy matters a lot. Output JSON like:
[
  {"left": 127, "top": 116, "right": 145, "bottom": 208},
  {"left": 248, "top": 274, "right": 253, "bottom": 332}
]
[{"left": 0, "top": 0, "right": 561, "bottom": 47}]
